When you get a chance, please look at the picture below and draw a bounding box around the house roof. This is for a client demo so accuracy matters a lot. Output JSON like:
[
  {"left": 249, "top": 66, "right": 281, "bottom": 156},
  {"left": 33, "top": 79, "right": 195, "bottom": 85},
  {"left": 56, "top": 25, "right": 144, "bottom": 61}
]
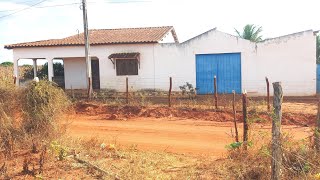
[{"left": 4, "top": 26, "right": 178, "bottom": 49}]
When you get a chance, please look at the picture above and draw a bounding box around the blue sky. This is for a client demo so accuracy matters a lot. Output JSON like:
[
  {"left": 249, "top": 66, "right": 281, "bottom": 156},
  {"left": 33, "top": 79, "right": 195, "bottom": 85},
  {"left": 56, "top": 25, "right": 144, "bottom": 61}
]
[{"left": 1, "top": 0, "right": 320, "bottom": 63}]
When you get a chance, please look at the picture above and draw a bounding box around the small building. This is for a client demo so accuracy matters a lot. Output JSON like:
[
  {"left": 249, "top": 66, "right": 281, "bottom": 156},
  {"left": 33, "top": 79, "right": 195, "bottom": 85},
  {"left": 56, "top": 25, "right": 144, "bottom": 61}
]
[{"left": 4, "top": 26, "right": 317, "bottom": 96}]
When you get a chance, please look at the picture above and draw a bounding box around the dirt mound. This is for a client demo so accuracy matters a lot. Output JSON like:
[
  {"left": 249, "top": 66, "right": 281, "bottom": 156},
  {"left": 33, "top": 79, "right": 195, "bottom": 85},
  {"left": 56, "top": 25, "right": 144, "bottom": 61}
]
[
  {"left": 75, "top": 102, "right": 236, "bottom": 121},
  {"left": 282, "top": 113, "right": 315, "bottom": 126},
  {"left": 75, "top": 102, "right": 103, "bottom": 115},
  {"left": 74, "top": 102, "right": 316, "bottom": 126}
]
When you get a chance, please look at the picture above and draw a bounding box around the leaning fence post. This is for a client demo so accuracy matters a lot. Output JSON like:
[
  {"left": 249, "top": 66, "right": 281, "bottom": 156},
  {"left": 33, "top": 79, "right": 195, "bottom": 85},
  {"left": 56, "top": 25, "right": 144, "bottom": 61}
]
[
  {"left": 168, "top": 77, "right": 172, "bottom": 107},
  {"left": 266, "top": 77, "right": 270, "bottom": 111},
  {"left": 214, "top": 75, "right": 218, "bottom": 109},
  {"left": 271, "top": 82, "right": 283, "bottom": 180},
  {"left": 126, "top": 77, "right": 129, "bottom": 104},
  {"left": 315, "top": 99, "right": 320, "bottom": 152},
  {"left": 242, "top": 91, "right": 248, "bottom": 150},
  {"left": 232, "top": 90, "right": 239, "bottom": 142}
]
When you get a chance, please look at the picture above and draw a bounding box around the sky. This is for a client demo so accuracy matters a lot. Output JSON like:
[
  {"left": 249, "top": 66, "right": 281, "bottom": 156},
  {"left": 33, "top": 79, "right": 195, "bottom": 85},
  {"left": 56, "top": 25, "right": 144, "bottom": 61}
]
[{"left": 0, "top": 0, "right": 319, "bottom": 63}]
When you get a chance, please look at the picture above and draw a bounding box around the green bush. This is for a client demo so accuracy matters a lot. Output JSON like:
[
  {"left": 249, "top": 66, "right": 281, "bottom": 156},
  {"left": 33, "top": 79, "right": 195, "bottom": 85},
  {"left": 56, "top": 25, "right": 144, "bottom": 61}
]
[
  {"left": 21, "top": 80, "right": 70, "bottom": 138},
  {"left": 0, "top": 61, "right": 13, "bottom": 67},
  {"left": 179, "top": 82, "right": 196, "bottom": 99},
  {"left": 22, "top": 62, "right": 64, "bottom": 80}
]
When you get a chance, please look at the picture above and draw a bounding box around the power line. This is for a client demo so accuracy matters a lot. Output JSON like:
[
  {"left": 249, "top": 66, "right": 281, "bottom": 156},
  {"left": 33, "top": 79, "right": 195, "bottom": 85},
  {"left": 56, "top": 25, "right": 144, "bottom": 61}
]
[
  {"left": 0, "top": 2, "right": 80, "bottom": 13},
  {"left": 93, "top": 0, "right": 151, "bottom": 3},
  {"left": 0, "top": 0, "right": 151, "bottom": 21},
  {"left": 6, "top": 0, "right": 43, "bottom": 5},
  {"left": 0, "top": 0, "right": 48, "bottom": 20},
  {"left": 0, "top": 0, "right": 151, "bottom": 13}
]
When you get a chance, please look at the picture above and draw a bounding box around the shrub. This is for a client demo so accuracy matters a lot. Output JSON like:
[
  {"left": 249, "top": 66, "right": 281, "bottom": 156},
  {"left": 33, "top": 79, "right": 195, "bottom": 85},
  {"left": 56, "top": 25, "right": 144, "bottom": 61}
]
[
  {"left": 0, "top": 82, "right": 21, "bottom": 158},
  {"left": 0, "top": 66, "right": 14, "bottom": 86},
  {"left": 179, "top": 82, "right": 196, "bottom": 99},
  {"left": 23, "top": 62, "right": 64, "bottom": 80},
  {"left": 20, "top": 80, "right": 70, "bottom": 138},
  {"left": 0, "top": 61, "right": 13, "bottom": 67}
]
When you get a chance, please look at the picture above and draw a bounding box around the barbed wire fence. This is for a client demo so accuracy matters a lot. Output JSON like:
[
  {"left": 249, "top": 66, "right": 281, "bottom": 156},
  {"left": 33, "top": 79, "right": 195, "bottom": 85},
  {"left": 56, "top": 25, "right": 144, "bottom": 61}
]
[{"left": 62, "top": 76, "right": 317, "bottom": 111}]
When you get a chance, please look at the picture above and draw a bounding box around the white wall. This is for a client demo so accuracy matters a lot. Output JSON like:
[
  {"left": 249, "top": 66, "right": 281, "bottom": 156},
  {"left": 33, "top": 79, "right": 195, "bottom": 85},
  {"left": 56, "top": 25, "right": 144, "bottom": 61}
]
[
  {"left": 255, "top": 31, "right": 316, "bottom": 96},
  {"left": 153, "top": 30, "right": 316, "bottom": 96},
  {"left": 11, "top": 29, "right": 316, "bottom": 96},
  {"left": 153, "top": 30, "right": 257, "bottom": 92},
  {"left": 64, "top": 57, "right": 87, "bottom": 89}
]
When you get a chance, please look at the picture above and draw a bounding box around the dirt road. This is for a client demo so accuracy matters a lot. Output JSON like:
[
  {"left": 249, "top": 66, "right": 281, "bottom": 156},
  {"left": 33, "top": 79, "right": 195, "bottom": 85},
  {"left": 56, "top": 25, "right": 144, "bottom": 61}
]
[{"left": 67, "top": 114, "right": 311, "bottom": 156}]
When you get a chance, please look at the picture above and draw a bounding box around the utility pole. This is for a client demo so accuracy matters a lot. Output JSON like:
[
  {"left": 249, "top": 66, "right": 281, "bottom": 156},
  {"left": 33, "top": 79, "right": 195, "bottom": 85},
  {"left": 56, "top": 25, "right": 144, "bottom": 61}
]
[{"left": 82, "top": 0, "right": 92, "bottom": 98}]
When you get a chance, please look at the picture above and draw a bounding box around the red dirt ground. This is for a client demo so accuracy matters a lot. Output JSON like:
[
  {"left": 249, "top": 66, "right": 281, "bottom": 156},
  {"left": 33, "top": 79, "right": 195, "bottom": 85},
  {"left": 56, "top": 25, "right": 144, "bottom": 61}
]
[
  {"left": 67, "top": 102, "right": 314, "bottom": 156},
  {"left": 1, "top": 101, "right": 315, "bottom": 179}
]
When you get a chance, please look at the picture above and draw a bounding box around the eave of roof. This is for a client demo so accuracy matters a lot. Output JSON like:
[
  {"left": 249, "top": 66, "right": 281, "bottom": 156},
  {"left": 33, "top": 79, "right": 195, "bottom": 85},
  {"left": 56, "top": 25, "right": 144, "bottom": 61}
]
[{"left": 4, "top": 26, "right": 176, "bottom": 49}]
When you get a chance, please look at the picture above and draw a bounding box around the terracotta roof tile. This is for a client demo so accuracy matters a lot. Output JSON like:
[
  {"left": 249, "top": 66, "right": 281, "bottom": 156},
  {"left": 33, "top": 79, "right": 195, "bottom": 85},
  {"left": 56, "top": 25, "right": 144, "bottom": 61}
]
[{"left": 4, "top": 26, "right": 174, "bottom": 49}]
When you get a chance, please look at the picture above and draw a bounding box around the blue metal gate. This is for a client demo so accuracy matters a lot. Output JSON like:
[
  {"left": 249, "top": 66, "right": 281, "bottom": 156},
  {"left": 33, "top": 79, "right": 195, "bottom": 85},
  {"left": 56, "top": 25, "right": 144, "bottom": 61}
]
[
  {"left": 196, "top": 53, "right": 241, "bottom": 94},
  {"left": 317, "top": 64, "right": 320, "bottom": 93}
]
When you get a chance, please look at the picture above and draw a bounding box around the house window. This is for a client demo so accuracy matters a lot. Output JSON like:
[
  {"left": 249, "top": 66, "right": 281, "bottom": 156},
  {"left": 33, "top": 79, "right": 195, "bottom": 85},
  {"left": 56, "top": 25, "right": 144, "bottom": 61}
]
[{"left": 116, "top": 59, "right": 138, "bottom": 76}]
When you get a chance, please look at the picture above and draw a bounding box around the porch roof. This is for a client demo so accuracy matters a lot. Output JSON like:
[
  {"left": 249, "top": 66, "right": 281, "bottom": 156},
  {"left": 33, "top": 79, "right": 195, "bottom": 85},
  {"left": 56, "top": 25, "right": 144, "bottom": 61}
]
[{"left": 108, "top": 52, "right": 140, "bottom": 59}]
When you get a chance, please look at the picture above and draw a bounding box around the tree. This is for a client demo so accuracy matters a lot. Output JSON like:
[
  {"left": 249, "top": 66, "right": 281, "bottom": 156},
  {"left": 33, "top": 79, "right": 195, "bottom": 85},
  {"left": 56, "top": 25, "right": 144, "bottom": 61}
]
[
  {"left": 317, "top": 35, "right": 320, "bottom": 64},
  {"left": 22, "top": 62, "right": 64, "bottom": 80},
  {"left": 37, "top": 62, "right": 64, "bottom": 79},
  {"left": 0, "top": 61, "right": 13, "bottom": 67},
  {"left": 235, "top": 24, "right": 263, "bottom": 42}
]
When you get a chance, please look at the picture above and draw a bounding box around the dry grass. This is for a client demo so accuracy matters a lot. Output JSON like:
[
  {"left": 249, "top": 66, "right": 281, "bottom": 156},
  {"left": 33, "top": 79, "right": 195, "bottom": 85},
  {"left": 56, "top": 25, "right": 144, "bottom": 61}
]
[
  {"left": 53, "top": 136, "right": 202, "bottom": 180},
  {"left": 0, "top": 66, "right": 14, "bottom": 86},
  {"left": 196, "top": 129, "right": 320, "bottom": 180},
  {"left": 0, "top": 69, "right": 21, "bottom": 158},
  {"left": 47, "top": 130, "right": 320, "bottom": 180}
]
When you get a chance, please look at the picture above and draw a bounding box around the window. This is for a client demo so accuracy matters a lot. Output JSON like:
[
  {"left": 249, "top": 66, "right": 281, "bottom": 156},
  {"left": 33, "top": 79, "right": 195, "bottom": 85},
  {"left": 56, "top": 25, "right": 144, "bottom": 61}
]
[{"left": 116, "top": 59, "right": 138, "bottom": 76}]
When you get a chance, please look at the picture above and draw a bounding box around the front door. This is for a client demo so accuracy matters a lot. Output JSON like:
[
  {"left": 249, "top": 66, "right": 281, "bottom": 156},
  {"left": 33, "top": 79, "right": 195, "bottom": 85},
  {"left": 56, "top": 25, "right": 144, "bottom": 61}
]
[{"left": 91, "top": 59, "right": 100, "bottom": 90}]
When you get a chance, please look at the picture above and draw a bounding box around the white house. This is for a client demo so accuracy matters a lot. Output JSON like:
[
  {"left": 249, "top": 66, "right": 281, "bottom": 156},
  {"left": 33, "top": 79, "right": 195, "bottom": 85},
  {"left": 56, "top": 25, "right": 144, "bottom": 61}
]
[{"left": 4, "top": 26, "right": 317, "bottom": 96}]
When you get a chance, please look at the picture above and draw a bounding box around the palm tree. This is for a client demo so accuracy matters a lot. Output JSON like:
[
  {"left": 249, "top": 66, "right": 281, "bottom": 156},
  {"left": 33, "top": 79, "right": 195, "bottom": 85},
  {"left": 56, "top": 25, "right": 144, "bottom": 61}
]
[{"left": 235, "top": 24, "right": 263, "bottom": 42}]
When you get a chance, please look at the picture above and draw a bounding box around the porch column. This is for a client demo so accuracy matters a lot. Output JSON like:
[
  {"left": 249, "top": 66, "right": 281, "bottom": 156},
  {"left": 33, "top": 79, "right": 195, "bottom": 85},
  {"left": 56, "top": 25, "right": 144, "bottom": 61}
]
[
  {"left": 47, "top": 58, "right": 54, "bottom": 81},
  {"left": 13, "top": 59, "right": 19, "bottom": 86},
  {"left": 33, "top": 59, "right": 37, "bottom": 78}
]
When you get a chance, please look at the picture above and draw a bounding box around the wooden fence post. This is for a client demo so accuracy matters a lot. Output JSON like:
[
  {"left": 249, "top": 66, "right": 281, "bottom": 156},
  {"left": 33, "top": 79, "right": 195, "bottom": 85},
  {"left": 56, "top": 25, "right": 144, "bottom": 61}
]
[
  {"left": 168, "top": 77, "right": 172, "bottom": 107},
  {"left": 126, "top": 77, "right": 129, "bottom": 104},
  {"left": 71, "top": 85, "right": 75, "bottom": 99},
  {"left": 87, "top": 77, "right": 92, "bottom": 99},
  {"left": 271, "top": 82, "right": 283, "bottom": 180},
  {"left": 232, "top": 90, "right": 239, "bottom": 142},
  {"left": 214, "top": 76, "right": 218, "bottom": 109},
  {"left": 242, "top": 91, "right": 248, "bottom": 150},
  {"left": 13, "top": 76, "right": 16, "bottom": 85},
  {"left": 315, "top": 99, "right": 320, "bottom": 151},
  {"left": 266, "top": 77, "right": 270, "bottom": 111}
]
